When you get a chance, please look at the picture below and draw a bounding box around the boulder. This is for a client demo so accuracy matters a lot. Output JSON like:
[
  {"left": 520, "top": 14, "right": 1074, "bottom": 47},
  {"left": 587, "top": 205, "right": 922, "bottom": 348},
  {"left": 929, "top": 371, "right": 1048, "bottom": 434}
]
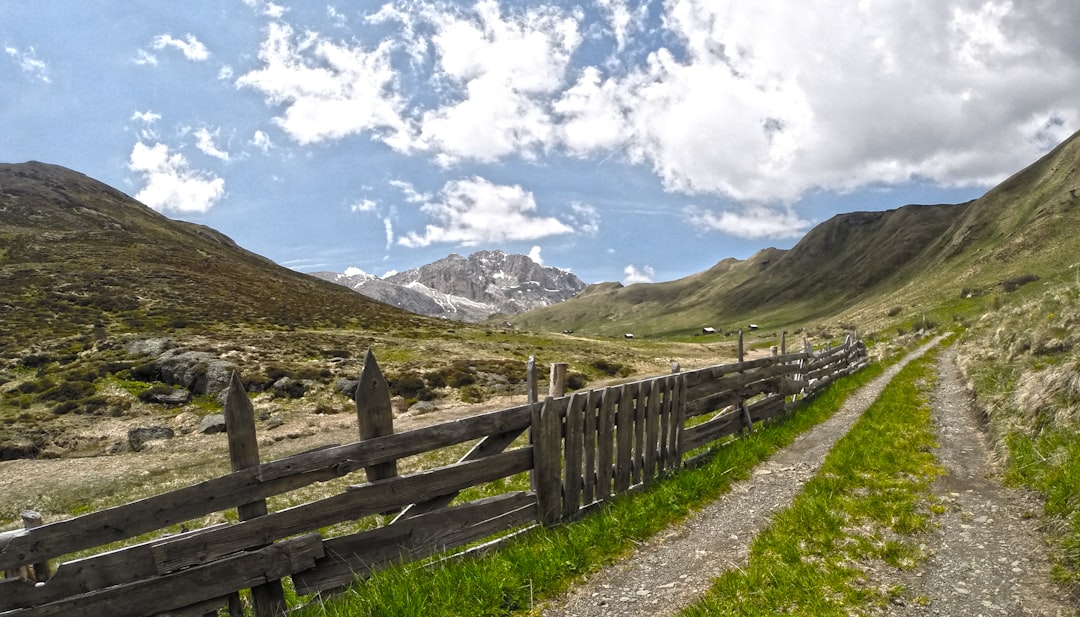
[
  {"left": 171, "top": 411, "right": 200, "bottom": 434},
  {"left": 273, "top": 377, "right": 310, "bottom": 399},
  {"left": 143, "top": 388, "right": 192, "bottom": 406},
  {"left": 128, "top": 426, "right": 175, "bottom": 452},
  {"left": 335, "top": 378, "right": 359, "bottom": 398},
  {"left": 198, "top": 414, "right": 227, "bottom": 435},
  {"left": 154, "top": 350, "right": 237, "bottom": 396}
]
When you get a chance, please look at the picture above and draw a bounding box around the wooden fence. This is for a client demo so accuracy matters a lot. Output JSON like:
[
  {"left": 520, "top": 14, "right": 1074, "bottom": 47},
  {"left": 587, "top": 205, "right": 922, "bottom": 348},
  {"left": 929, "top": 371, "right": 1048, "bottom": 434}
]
[{"left": 0, "top": 335, "right": 866, "bottom": 617}]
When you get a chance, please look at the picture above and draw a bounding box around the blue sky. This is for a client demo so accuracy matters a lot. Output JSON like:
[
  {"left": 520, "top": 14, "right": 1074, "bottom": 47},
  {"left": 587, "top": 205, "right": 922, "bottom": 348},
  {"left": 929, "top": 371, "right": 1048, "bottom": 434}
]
[{"left": 2, "top": 1, "right": 1078, "bottom": 285}]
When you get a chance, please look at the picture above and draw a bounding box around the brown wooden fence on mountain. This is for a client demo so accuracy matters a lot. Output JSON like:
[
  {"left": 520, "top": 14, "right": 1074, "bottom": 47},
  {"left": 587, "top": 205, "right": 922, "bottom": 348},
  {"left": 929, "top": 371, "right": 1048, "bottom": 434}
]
[{"left": 0, "top": 335, "right": 866, "bottom": 617}]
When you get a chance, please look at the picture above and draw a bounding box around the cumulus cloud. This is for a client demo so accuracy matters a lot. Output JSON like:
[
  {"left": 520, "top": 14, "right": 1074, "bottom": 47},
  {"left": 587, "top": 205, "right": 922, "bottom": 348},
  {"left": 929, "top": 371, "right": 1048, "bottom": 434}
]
[
  {"left": 194, "top": 127, "right": 230, "bottom": 161},
  {"left": 399, "top": 176, "right": 573, "bottom": 247},
  {"left": 128, "top": 142, "right": 225, "bottom": 213},
  {"left": 350, "top": 198, "right": 377, "bottom": 213},
  {"left": 528, "top": 245, "right": 543, "bottom": 265},
  {"left": 5, "top": 45, "right": 50, "bottom": 83},
  {"left": 622, "top": 264, "right": 654, "bottom": 285},
  {"left": 683, "top": 205, "right": 811, "bottom": 240},
  {"left": 152, "top": 33, "right": 211, "bottom": 61},
  {"left": 343, "top": 266, "right": 370, "bottom": 277},
  {"left": 568, "top": 202, "right": 601, "bottom": 235},
  {"left": 235, "top": 22, "right": 409, "bottom": 148},
  {"left": 407, "top": 0, "right": 583, "bottom": 165}
]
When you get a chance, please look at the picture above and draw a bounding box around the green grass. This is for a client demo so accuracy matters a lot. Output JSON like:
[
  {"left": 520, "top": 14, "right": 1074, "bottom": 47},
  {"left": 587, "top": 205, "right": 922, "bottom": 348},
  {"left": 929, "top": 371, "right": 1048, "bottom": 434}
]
[
  {"left": 288, "top": 359, "right": 887, "bottom": 617},
  {"left": 679, "top": 345, "right": 943, "bottom": 616}
]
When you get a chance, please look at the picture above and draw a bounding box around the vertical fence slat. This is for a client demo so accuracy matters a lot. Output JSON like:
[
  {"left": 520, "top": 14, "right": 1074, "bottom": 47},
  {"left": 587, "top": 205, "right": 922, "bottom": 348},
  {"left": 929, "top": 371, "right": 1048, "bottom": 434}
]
[
  {"left": 563, "top": 392, "right": 585, "bottom": 519},
  {"left": 657, "top": 377, "right": 671, "bottom": 474},
  {"left": 614, "top": 385, "right": 633, "bottom": 493},
  {"left": 643, "top": 380, "right": 661, "bottom": 485},
  {"left": 223, "top": 372, "right": 286, "bottom": 617},
  {"left": 534, "top": 397, "right": 564, "bottom": 526},
  {"left": 670, "top": 374, "right": 686, "bottom": 469},
  {"left": 597, "top": 386, "right": 617, "bottom": 500},
  {"left": 582, "top": 389, "right": 600, "bottom": 505},
  {"left": 632, "top": 382, "right": 647, "bottom": 486}
]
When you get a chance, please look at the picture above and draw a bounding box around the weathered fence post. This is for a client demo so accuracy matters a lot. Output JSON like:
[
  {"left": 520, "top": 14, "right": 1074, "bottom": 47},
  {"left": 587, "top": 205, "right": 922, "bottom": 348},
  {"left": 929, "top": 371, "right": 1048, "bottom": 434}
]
[
  {"left": 771, "top": 345, "right": 778, "bottom": 357},
  {"left": 533, "top": 397, "right": 563, "bottom": 525},
  {"left": 527, "top": 356, "right": 538, "bottom": 404},
  {"left": 549, "top": 362, "right": 568, "bottom": 397},
  {"left": 670, "top": 360, "right": 680, "bottom": 374},
  {"left": 737, "top": 329, "right": 744, "bottom": 363},
  {"left": 781, "top": 331, "right": 787, "bottom": 355},
  {"left": 223, "top": 372, "right": 286, "bottom": 617},
  {"left": 356, "top": 348, "right": 397, "bottom": 483},
  {"left": 20, "top": 511, "right": 49, "bottom": 583}
]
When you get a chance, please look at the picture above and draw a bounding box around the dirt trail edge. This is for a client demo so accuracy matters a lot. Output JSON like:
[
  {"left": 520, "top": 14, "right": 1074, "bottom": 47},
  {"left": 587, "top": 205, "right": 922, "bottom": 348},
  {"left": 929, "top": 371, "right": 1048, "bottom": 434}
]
[
  {"left": 539, "top": 336, "right": 948, "bottom": 617},
  {"left": 885, "top": 346, "right": 1079, "bottom": 616}
]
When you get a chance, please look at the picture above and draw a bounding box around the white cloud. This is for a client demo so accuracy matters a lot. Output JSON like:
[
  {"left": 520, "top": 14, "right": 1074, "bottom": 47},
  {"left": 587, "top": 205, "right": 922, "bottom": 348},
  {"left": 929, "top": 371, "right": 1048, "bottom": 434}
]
[
  {"left": 251, "top": 130, "right": 273, "bottom": 153},
  {"left": 595, "top": 0, "right": 647, "bottom": 54},
  {"left": 327, "top": 5, "right": 348, "bottom": 28},
  {"left": 128, "top": 142, "right": 226, "bottom": 214},
  {"left": 343, "top": 266, "right": 370, "bottom": 277},
  {"left": 218, "top": 65, "right": 235, "bottom": 80},
  {"left": 410, "top": 0, "right": 583, "bottom": 164},
  {"left": 242, "top": 0, "right": 286, "bottom": 18},
  {"left": 568, "top": 202, "right": 601, "bottom": 235},
  {"left": 383, "top": 217, "right": 395, "bottom": 249},
  {"left": 389, "top": 179, "right": 433, "bottom": 203},
  {"left": 133, "top": 49, "right": 158, "bottom": 66},
  {"left": 130, "top": 110, "right": 161, "bottom": 124},
  {"left": 5, "top": 46, "right": 50, "bottom": 83},
  {"left": 622, "top": 264, "right": 654, "bottom": 285},
  {"left": 236, "top": 22, "right": 409, "bottom": 148},
  {"left": 350, "top": 198, "right": 377, "bottom": 213},
  {"left": 194, "top": 127, "right": 231, "bottom": 161},
  {"left": 547, "top": 0, "right": 1080, "bottom": 204},
  {"left": 528, "top": 245, "right": 543, "bottom": 265},
  {"left": 152, "top": 33, "right": 211, "bottom": 61},
  {"left": 683, "top": 205, "right": 811, "bottom": 240},
  {"left": 399, "top": 176, "right": 573, "bottom": 248}
]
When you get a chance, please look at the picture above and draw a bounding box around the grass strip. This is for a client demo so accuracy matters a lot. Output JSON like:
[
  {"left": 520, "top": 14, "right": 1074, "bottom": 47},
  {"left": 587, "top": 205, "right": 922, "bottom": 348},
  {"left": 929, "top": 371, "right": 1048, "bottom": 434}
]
[
  {"left": 289, "top": 363, "right": 887, "bottom": 616},
  {"left": 679, "top": 346, "right": 943, "bottom": 616}
]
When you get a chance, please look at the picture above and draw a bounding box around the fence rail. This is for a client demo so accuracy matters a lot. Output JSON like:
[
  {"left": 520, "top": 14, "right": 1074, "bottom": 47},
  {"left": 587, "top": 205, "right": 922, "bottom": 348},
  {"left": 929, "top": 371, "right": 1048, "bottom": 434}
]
[{"left": 0, "top": 335, "right": 867, "bottom": 617}]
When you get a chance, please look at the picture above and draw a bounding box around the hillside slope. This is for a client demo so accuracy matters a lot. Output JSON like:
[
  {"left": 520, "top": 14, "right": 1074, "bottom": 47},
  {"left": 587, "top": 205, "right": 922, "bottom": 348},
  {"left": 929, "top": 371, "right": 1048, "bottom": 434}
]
[
  {"left": 506, "top": 129, "right": 1080, "bottom": 337},
  {"left": 0, "top": 161, "right": 428, "bottom": 357}
]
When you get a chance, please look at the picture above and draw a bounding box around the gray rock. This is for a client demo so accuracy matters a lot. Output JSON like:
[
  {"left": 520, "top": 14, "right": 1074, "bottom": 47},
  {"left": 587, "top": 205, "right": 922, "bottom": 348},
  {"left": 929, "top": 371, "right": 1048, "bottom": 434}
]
[
  {"left": 273, "top": 377, "right": 309, "bottom": 399},
  {"left": 128, "top": 426, "right": 175, "bottom": 452},
  {"left": 198, "top": 414, "right": 227, "bottom": 435},
  {"left": 335, "top": 378, "right": 358, "bottom": 398},
  {"left": 265, "top": 414, "right": 285, "bottom": 430},
  {"left": 154, "top": 350, "right": 237, "bottom": 396},
  {"left": 125, "top": 337, "right": 174, "bottom": 357},
  {"left": 143, "top": 388, "right": 191, "bottom": 406}
]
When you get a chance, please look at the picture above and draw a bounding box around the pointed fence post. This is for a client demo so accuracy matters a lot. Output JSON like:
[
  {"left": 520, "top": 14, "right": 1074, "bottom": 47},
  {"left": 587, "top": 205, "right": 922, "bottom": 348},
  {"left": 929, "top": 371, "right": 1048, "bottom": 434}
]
[
  {"left": 549, "top": 363, "right": 568, "bottom": 398},
  {"left": 527, "top": 356, "right": 538, "bottom": 404},
  {"left": 223, "top": 372, "right": 286, "bottom": 617},
  {"left": 737, "top": 329, "right": 744, "bottom": 363},
  {"left": 356, "top": 349, "right": 398, "bottom": 483}
]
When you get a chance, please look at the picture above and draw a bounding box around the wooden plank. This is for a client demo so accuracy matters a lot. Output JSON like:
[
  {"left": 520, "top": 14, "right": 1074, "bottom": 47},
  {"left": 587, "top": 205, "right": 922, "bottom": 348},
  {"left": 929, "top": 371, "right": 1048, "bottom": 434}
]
[
  {"left": 293, "top": 492, "right": 536, "bottom": 595},
  {"left": 631, "top": 382, "right": 646, "bottom": 485},
  {"left": 670, "top": 374, "right": 686, "bottom": 469},
  {"left": 680, "top": 354, "right": 805, "bottom": 388},
  {"left": 549, "top": 363, "right": 568, "bottom": 398},
  {"left": 581, "top": 389, "right": 600, "bottom": 505},
  {"left": 391, "top": 422, "right": 529, "bottom": 522},
  {"left": 533, "top": 397, "right": 565, "bottom": 526},
  {"left": 596, "top": 386, "right": 616, "bottom": 501},
  {"left": 685, "top": 363, "right": 794, "bottom": 400},
  {"left": 151, "top": 449, "right": 532, "bottom": 574},
  {"left": 562, "top": 392, "right": 585, "bottom": 519},
  {"left": 679, "top": 409, "right": 743, "bottom": 455},
  {"left": 0, "top": 405, "right": 532, "bottom": 573},
  {"left": 222, "top": 372, "right": 285, "bottom": 617},
  {"left": 10, "top": 535, "right": 323, "bottom": 617},
  {"left": 356, "top": 349, "right": 398, "bottom": 483},
  {"left": 257, "top": 402, "right": 531, "bottom": 482},
  {"left": 643, "top": 379, "right": 661, "bottom": 485},
  {"left": 614, "top": 384, "right": 633, "bottom": 493},
  {"left": 0, "top": 525, "right": 230, "bottom": 613},
  {"left": 657, "top": 377, "right": 671, "bottom": 474},
  {"left": 746, "top": 394, "right": 787, "bottom": 424}
]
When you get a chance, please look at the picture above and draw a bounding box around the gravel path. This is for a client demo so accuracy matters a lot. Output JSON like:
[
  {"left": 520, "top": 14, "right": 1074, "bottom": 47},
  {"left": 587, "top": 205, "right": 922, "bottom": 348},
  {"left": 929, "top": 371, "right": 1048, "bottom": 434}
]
[
  {"left": 538, "top": 337, "right": 948, "bottom": 617},
  {"left": 885, "top": 346, "right": 1079, "bottom": 616}
]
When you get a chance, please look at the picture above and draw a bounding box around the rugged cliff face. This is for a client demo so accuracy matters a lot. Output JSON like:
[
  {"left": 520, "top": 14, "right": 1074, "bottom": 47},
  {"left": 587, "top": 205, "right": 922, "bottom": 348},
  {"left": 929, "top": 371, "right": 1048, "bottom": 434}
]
[{"left": 312, "top": 250, "right": 587, "bottom": 321}]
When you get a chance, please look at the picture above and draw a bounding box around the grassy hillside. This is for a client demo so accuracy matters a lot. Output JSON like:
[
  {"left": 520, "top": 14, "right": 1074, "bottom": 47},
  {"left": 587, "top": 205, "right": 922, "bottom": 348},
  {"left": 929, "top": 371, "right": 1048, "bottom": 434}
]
[{"left": 504, "top": 129, "right": 1080, "bottom": 341}]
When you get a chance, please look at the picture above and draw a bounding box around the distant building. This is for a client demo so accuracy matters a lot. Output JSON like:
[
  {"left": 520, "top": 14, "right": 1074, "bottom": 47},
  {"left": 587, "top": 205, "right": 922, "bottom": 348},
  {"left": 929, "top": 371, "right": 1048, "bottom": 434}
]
[
  {"left": 702, "top": 327, "right": 716, "bottom": 335},
  {"left": 624, "top": 333, "right": 634, "bottom": 339},
  {"left": 748, "top": 324, "right": 759, "bottom": 330}
]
